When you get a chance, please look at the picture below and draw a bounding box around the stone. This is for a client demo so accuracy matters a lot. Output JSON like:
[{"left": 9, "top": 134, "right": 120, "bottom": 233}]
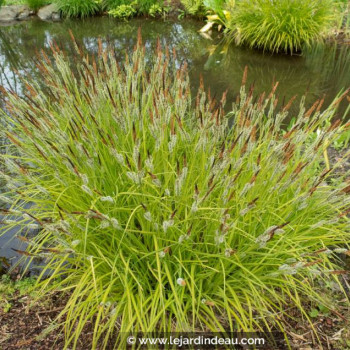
[
  {"left": 51, "top": 12, "right": 61, "bottom": 21},
  {"left": 0, "top": 6, "right": 17, "bottom": 22},
  {"left": 17, "top": 7, "right": 32, "bottom": 21},
  {"left": 0, "top": 5, "right": 29, "bottom": 22},
  {"left": 37, "top": 4, "right": 60, "bottom": 21}
]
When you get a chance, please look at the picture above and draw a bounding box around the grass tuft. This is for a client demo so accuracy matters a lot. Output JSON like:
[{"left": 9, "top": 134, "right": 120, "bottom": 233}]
[
  {"left": 0, "top": 34, "right": 350, "bottom": 348},
  {"left": 53, "top": 0, "right": 101, "bottom": 18},
  {"left": 26, "top": 0, "right": 47, "bottom": 11},
  {"left": 230, "top": 0, "right": 336, "bottom": 53}
]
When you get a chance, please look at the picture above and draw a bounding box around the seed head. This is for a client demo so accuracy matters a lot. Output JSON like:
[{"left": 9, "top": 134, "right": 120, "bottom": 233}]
[
  {"left": 110, "top": 218, "right": 122, "bottom": 230},
  {"left": 144, "top": 211, "right": 152, "bottom": 222},
  {"left": 71, "top": 240, "right": 81, "bottom": 246},
  {"left": 100, "top": 196, "right": 114, "bottom": 203},
  {"left": 81, "top": 185, "right": 93, "bottom": 196},
  {"left": 101, "top": 220, "right": 110, "bottom": 229},
  {"left": 81, "top": 174, "right": 89, "bottom": 185},
  {"left": 176, "top": 278, "right": 186, "bottom": 286},
  {"left": 162, "top": 219, "right": 174, "bottom": 233}
]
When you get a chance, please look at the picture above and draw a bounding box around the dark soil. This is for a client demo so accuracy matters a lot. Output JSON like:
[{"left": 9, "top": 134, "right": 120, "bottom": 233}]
[
  {"left": 0, "top": 287, "right": 349, "bottom": 349},
  {"left": 0, "top": 291, "right": 95, "bottom": 350},
  {"left": 328, "top": 147, "right": 350, "bottom": 174}
]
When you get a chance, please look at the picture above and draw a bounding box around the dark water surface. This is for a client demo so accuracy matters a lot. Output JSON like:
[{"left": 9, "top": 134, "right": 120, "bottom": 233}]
[
  {"left": 1, "top": 17, "right": 350, "bottom": 113},
  {"left": 1, "top": 16, "right": 350, "bottom": 268}
]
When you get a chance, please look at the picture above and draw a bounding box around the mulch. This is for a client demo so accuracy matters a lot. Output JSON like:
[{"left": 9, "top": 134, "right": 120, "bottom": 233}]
[
  {"left": 0, "top": 288, "right": 349, "bottom": 349},
  {"left": 0, "top": 291, "right": 94, "bottom": 350}
]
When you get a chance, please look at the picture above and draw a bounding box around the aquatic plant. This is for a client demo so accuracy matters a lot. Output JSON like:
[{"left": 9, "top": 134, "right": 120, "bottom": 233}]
[
  {"left": 1, "top": 34, "right": 350, "bottom": 348},
  {"left": 230, "top": 0, "right": 335, "bottom": 53},
  {"left": 54, "top": 0, "right": 101, "bottom": 17}
]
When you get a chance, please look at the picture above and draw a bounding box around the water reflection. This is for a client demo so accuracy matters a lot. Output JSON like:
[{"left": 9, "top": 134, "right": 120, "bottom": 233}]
[{"left": 0, "top": 17, "right": 349, "bottom": 116}]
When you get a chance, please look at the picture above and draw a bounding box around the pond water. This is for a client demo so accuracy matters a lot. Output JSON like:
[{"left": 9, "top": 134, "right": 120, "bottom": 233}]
[
  {"left": 1, "top": 17, "right": 350, "bottom": 114},
  {"left": 1, "top": 16, "right": 350, "bottom": 270}
]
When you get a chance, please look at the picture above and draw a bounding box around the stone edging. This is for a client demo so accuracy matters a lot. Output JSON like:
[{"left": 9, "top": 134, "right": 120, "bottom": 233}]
[{"left": 0, "top": 4, "right": 60, "bottom": 23}]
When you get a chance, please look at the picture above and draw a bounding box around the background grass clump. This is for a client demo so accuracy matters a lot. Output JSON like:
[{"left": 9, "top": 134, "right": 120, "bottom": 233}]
[
  {"left": 26, "top": 0, "right": 47, "bottom": 10},
  {"left": 228, "top": 0, "right": 335, "bottom": 53},
  {"left": 53, "top": 0, "right": 101, "bottom": 17},
  {"left": 0, "top": 34, "right": 350, "bottom": 348}
]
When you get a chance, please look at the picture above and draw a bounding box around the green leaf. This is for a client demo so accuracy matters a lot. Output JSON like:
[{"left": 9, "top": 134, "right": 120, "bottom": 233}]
[{"left": 309, "top": 308, "right": 319, "bottom": 318}]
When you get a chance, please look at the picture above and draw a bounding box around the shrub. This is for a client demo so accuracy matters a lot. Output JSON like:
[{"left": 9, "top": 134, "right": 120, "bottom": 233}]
[
  {"left": 231, "top": 0, "right": 335, "bottom": 53},
  {"left": 108, "top": 3, "right": 136, "bottom": 19},
  {"left": 1, "top": 35, "right": 350, "bottom": 348},
  {"left": 148, "top": 3, "right": 165, "bottom": 17},
  {"left": 54, "top": 0, "right": 101, "bottom": 17},
  {"left": 135, "top": 0, "right": 159, "bottom": 14},
  {"left": 181, "top": 0, "right": 206, "bottom": 16},
  {"left": 101, "top": 0, "right": 128, "bottom": 11},
  {"left": 26, "top": 0, "right": 46, "bottom": 11},
  {"left": 104, "top": 0, "right": 162, "bottom": 16},
  {"left": 204, "top": 0, "right": 226, "bottom": 15}
]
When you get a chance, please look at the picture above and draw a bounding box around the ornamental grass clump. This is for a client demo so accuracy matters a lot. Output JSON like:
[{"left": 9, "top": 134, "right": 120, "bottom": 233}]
[
  {"left": 26, "top": 0, "right": 47, "bottom": 11},
  {"left": 54, "top": 0, "right": 101, "bottom": 17},
  {"left": 232, "top": 0, "right": 335, "bottom": 53},
  {"left": 1, "top": 34, "right": 350, "bottom": 348}
]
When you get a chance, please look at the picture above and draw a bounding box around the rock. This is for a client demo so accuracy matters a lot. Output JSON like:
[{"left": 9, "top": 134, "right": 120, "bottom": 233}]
[
  {"left": 0, "top": 5, "right": 29, "bottom": 22},
  {"left": 52, "top": 12, "right": 61, "bottom": 21},
  {"left": 37, "top": 4, "right": 60, "bottom": 21},
  {"left": 17, "top": 7, "right": 32, "bottom": 21},
  {"left": 0, "top": 6, "right": 17, "bottom": 22}
]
